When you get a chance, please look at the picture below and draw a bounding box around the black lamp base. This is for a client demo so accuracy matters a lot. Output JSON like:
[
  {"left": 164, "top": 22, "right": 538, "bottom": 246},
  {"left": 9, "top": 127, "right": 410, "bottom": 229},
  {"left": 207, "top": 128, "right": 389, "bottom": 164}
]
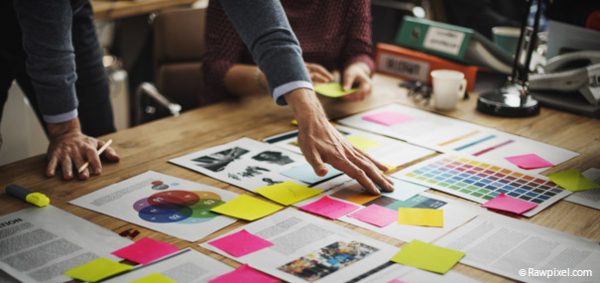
[{"left": 477, "top": 84, "right": 540, "bottom": 117}]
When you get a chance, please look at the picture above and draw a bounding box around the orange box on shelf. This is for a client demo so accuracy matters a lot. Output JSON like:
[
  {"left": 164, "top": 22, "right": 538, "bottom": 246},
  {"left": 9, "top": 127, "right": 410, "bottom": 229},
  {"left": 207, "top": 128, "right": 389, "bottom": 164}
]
[{"left": 375, "top": 43, "right": 478, "bottom": 91}]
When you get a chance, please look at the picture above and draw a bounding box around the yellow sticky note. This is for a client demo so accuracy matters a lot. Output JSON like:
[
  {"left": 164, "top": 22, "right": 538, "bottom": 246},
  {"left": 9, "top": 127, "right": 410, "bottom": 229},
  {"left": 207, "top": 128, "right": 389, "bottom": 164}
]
[
  {"left": 398, "top": 208, "right": 444, "bottom": 227},
  {"left": 64, "top": 258, "right": 132, "bottom": 282},
  {"left": 211, "top": 195, "right": 283, "bottom": 221},
  {"left": 548, "top": 169, "right": 600, "bottom": 192},
  {"left": 256, "top": 181, "right": 322, "bottom": 205},
  {"left": 130, "top": 273, "right": 176, "bottom": 283},
  {"left": 315, "top": 83, "right": 358, "bottom": 98},
  {"left": 391, "top": 240, "right": 464, "bottom": 274},
  {"left": 345, "top": 193, "right": 381, "bottom": 205},
  {"left": 347, "top": 136, "right": 381, "bottom": 151}
]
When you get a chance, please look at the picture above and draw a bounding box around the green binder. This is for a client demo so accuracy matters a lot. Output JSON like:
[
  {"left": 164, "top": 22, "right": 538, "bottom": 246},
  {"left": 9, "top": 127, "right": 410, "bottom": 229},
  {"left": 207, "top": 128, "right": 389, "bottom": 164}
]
[{"left": 395, "top": 16, "right": 513, "bottom": 74}]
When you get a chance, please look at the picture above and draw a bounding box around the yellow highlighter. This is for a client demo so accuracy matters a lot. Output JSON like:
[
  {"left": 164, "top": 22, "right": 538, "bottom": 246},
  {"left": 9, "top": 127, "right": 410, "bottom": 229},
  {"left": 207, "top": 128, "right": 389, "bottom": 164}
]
[{"left": 6, "top": 184, "right": 50, "bottom": 207}]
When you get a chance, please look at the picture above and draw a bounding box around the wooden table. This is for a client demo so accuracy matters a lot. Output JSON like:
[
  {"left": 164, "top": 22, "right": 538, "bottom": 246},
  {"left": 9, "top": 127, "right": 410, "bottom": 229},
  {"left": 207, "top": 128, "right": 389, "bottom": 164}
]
[
  {"left": 1, "top": 74, "right": 599, "bottom": 282},
  {"left": 92, "top": 0, "right": 198, "bottom": 21}
]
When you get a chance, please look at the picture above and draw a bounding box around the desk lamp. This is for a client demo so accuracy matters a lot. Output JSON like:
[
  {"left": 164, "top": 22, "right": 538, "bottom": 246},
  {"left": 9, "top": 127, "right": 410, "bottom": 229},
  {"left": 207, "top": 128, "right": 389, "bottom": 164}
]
[{"left": 477, "top": 0, "right": 545, "bottom": 117}]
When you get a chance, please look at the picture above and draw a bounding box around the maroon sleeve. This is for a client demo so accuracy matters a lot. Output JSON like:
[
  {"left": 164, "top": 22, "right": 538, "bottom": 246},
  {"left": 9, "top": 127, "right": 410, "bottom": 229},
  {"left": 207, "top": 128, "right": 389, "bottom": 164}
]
[
  {"left": 201, "top": 1, "right": 245, "bottom": 105},
  {"left": 340, "top": 0, "right": 375, "bottom": 72}
]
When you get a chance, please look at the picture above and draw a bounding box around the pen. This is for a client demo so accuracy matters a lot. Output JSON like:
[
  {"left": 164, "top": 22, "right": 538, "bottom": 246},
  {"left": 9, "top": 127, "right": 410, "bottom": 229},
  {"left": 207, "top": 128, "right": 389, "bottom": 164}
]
[
  {"left": 5, "top": 184, "right": 50, "bottom": 207},
  {"left": 77, "top": 139, "right": 112, "bottom": 174}
]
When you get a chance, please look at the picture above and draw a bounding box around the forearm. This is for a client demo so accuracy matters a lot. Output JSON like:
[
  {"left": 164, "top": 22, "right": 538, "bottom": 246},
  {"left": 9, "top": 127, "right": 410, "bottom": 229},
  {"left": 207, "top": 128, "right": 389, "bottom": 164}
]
[
  {"left": 47, "top": 118, "right": 82, "bottom": 139},
  {"left": 218, "top": 0, "right": 312, "bottom": 105},
  {"left": 224, "top": 64, "right": 268, "bottom": 97},
  {"left": 285, "top": 89, "right": 328, "bottom": 124},
  {"left": 13, "top": 0, "right": 79, "bottom": 123}
]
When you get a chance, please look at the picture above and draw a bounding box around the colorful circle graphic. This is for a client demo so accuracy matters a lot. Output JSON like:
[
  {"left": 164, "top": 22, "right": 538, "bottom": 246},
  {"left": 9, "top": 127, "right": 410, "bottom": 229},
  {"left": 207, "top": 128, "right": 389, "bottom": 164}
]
[{"left": 134, "top": 189, "right": 224, "bottom": 224}]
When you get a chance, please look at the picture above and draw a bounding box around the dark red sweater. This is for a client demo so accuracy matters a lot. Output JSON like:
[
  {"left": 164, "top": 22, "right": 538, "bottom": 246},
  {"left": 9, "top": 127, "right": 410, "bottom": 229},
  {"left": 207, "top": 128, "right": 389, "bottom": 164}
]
[{"left": 202, "top": 0, "right": 374, "bottom": 105}]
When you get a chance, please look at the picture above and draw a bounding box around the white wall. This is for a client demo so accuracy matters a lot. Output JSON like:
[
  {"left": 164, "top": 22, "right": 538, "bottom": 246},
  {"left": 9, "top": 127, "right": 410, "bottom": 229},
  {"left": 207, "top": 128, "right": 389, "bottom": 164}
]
[{"left": 0, "top": 83, "right": 48, "bottom": 166}]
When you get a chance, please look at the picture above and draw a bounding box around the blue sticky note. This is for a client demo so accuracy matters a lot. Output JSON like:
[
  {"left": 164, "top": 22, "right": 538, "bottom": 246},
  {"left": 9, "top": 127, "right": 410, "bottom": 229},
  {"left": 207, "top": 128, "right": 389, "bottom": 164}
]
[{"left": 281, "top": 164, "right": 342, "bottom": 185}]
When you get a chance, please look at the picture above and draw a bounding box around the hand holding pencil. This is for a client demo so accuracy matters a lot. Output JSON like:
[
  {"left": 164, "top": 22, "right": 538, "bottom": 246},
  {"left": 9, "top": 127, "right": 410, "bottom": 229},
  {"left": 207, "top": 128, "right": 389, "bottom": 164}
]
[{"left": 46, "top": 121, "right": 120, "bottom": 181}]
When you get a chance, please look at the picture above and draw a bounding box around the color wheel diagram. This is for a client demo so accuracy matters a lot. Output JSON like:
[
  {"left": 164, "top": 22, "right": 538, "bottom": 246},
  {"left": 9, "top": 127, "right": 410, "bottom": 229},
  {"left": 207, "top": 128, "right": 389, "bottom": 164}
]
[{"left": 133, "top": 180, "right": 224, "bottom": 224}]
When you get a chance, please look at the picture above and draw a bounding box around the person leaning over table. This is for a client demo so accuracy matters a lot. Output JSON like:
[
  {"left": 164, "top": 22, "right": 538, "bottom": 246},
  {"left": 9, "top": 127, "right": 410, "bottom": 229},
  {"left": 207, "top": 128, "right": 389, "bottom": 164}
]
[
  {"left": 203, "top": 0, "right": 375, "bottom": 105},
  {"left": 0, "top": 0, "right": 393, "bottom": 194},
  {"left": 0, "top": 0, "right": 119, "bottom": 181},
  {"left": 215, "top": 0, "right": 393, "bottom": 195}
]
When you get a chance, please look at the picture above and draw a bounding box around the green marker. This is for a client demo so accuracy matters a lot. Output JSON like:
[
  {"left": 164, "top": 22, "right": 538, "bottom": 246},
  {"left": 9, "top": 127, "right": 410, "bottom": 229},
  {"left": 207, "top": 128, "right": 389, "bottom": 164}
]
[{"left": 6, "top": 184, "right": 50, "bottom": 207}]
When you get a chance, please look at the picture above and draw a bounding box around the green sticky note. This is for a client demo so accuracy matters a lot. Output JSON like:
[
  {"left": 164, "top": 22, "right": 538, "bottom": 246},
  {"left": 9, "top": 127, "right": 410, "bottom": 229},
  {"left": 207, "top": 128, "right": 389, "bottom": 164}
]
[
  {"left": 130, "top": 273, "right": 176, "bottom": 283},
  {"left": 315, "top": 83, "right": 358, "bottom": 98},
  {"left": 256, "top": 181, "right": 322, "bottom": 205},
  {"left": 211, "top": 194, "right": 283, "bottom": 221},
  {"left": 64, "top": 257, "right": 132, "bottom": 282},
  {"left": 347, "top": 135, "right": 381, "bottom": 151},
  {"left": 391, "top": 240, "right": 464, "bottom": 274},
  {"left": 548, "top": 169, "right": 600, "bottom": 192}
]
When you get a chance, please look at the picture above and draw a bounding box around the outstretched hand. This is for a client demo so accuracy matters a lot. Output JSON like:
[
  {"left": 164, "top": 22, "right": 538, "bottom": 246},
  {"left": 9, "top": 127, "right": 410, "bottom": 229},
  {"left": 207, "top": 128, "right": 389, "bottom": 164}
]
[
  {"left": 46, "top": 119, "right": 119, "bottom": 180},
  {"left": 285, "top": 88, "right": 394, "bottom": 195}
]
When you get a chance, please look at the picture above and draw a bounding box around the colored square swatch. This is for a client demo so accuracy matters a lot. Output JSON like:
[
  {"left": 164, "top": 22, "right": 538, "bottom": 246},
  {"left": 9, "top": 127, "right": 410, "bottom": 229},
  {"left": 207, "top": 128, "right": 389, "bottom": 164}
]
[
  {"left": 505, "top": 154, "right": 554, "bottom": 170},
  {"left": 362, "top": 111, "right": 414, "bottom": 126},
  {"left": 208, "top": 229, "right": 273, "bottom": 257},
  {"left": 391, "top": 240, "right": 464, "bottom": 274},
  {"left": 398, "top": 208, "right": 444, "bottom": 227},
  {"left": 256, "top": 181, "right": 322, "bottom": 206},
  {"left": 112, "top": 237, "right": 179, "bottom": 265},
  {"left": 209, "top": 264, "right": 280, "bottom": 283},
  {"left": 64, "top": 257, "right": 132, "bottom": 282},
  {"left": 348, "top": 204, "right": 397, "bottom": 227},
  {"left": 482, "top": 193, "right": 537, "bottom": 215},
  {"left": 211, "top": 195, "right": 283, "bottom": 221},
  {"left": 300, "top": 196, "right": 360, "bottom": 219}
]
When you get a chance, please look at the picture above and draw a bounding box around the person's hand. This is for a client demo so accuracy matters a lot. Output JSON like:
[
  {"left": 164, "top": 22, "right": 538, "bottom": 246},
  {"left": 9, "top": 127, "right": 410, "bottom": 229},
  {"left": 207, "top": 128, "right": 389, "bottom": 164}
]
[
  {"left": 342, "top": 62, "right": 372, "bottom": 101},
  {"left": 285, "top": 88, "right": 394, "bottom": 195},
  {"left": 46, "top": 118, "right": 119, "bottom": 180},
  {"left": 305, "top": 62, "right": 333, "bottom": 83}
]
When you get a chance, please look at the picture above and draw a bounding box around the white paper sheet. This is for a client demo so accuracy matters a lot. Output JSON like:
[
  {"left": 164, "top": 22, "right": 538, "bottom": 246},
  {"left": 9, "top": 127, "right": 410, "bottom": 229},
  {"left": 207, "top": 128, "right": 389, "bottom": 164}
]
[
  {"left": 338, "top": 104, "right": 578, "bottom": 174},
  {"left": 170, "top": 137, "right": 339, "bottom": 191},
  {"left": 435, "top": 212, "right": 600, "bottom": 283},
  {"left": 201, "top": 208, "right": 398, "bottom": 283},
  {"left": 565, "top": 168, "right": 600, "bottom": 210},
  {"left": 264, "top": 125, "right": 434, "bottom": 168},
  {"left": 70, "top": 171, "right": 238, "bottom": 242},
  {"left": 294, "top": 175, "right": 481, "bottom": 243},
  {"left": 347, "top": 262, "right": 481, "bottom": 283},
  {"left": 0, "top": 206, "right": 131, "bottom": 283},
  {"left": 104, "top": 248, "right": 233, "bottom": 283}
]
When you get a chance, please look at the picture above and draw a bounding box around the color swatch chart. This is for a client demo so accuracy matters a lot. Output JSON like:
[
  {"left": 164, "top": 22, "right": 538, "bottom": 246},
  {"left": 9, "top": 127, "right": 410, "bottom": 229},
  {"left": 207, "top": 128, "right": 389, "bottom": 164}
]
[
  {"left": 338, "top": 104, "right": 578, "bottom": 173},
  {"left": 394, "top": 155, "right": 571, "bottom": 217}
]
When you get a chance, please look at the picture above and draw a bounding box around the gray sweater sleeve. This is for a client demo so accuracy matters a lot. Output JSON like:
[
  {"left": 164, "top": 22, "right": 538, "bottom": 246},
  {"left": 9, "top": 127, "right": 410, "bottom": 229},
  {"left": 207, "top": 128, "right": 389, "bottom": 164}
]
[
  {"left": 13, "top": 0, "right": 79, "bottom": 123},
  {"left": 217, "top": 0, "right": 313, "bottom": 105}
]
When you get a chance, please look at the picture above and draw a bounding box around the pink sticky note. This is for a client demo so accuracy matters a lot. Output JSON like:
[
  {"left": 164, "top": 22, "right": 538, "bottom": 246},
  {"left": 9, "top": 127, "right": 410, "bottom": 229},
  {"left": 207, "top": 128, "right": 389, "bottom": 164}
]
[
  {"left": 505, "top": 154, "right": 554, "bottom": 170},
  {"left": 362, "top": 111, "right": 414, "bottom": 126},
  {"left": 387, "top": 280, "right": 407, "bottom": 283},
  {"left": 300, "top": 196, "right": 359, "bottom": 219},
  {"left": 112, "top": 237, "right": 179, "bottom": 265},
  {"left": 209, "top": 264, "right": 280, "bottom": 283},
  {"left": 208, "top": 229, "right": 273, "bottom": 258},
  {"left": 482, "top": 193, "right": 538, "bottom": 215},
  {"left": 348, "top": 204, "right": 397, "bottom": 227}
]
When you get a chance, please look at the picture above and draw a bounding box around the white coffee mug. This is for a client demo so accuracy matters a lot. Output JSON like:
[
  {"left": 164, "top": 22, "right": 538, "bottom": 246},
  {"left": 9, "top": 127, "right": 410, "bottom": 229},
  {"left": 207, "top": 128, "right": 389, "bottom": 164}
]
[{"left": 430, "top": 70, "right": 466, "bottom": 111}]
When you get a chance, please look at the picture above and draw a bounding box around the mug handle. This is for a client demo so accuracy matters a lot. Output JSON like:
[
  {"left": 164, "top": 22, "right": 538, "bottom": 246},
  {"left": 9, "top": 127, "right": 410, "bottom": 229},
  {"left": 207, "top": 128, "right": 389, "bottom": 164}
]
[{"left": 457, "top": 79, "right": 467, "bottom": 99}]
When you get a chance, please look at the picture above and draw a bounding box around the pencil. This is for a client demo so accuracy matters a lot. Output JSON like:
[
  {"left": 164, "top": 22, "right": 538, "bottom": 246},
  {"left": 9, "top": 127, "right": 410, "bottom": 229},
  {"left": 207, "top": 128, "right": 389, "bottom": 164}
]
[{"left": 77, "top": 139, "right": 112, "bottom": 174}]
